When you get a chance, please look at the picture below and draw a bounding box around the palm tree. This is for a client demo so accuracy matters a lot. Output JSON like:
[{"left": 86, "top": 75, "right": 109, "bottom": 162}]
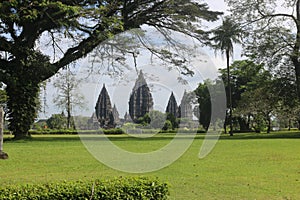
[{"left": 211, "top": 17, "right": 242, "bottom": 136}]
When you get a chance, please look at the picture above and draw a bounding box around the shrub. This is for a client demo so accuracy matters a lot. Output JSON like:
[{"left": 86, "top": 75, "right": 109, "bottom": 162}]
[
  {"left": 2, "top": 129, "right": 125, "bottom": 135},
  {"left": 159, "top": 128, "right": 206, "bottom": 134},
  {"left": 162, "top": 120, "right": 173, "bottom": 131},
  {"left": 102, "top": 128, "right": 124, "bottom": 135},
  {"left": 0, "top": 177, "right": 169, "bottom": 200}
]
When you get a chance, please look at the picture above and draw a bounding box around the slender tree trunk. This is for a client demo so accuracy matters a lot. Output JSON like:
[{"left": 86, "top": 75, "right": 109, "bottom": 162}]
[
  {"left": 0, "top": 107, "right": 3, "bottom": 151},
  {"left": 66, "top": 66, "right": 72, "bottom": 129},
  {"left": 67, "top": 95, "right": 71, "bottom": 129},
  {"left": 223, "top": 120, "right": 227, "bottom": 134},
  {"left": 224, "top": 110, "right": 227, "bottom": 134},
  {"left": 0, "top": 107, "right": 8, "bottom": 159},
  {"left": 247, "top": 114, "right": 251, "bottom": 131},
  {"left": 288, "top": 119, "right": 291, "bottom": 131},
  {"left": 226, "top": 51, "right": 233, "bottom": 136},
  {"left": 267, "top": 116, "right": 271, "bottom": 133}
]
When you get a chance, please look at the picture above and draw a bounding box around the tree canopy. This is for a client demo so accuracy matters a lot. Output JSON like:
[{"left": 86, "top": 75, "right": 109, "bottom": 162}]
[
  {"left": 0, "top": 0, "right": 222, "bottom": 138},
  {"left": 225, "top": 0, "right": 300, "bottom": 99}
]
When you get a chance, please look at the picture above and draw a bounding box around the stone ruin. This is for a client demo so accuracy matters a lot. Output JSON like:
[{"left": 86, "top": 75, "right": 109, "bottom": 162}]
[
  {"left": 128, "top": 70, "right": 153, "bottom": 122},
  {"left": 94, "top": 70, "right": 194, "bottom": 128},
  {"left": 95, "top": 84, "right": 116, "bottom": 129},
  {"left": 166, "top": 92, "right": 179, "bottom": 118}
]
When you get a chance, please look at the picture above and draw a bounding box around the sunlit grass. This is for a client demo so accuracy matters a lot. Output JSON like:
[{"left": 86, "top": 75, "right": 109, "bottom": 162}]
[{"left": 1, "top": 132, "right": 300, "bottom": 199}]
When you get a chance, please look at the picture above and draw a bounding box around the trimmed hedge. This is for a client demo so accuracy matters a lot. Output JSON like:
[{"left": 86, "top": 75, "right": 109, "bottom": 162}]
[
  {"left": 159, "top": 128, "right": 206, "bottom": 134},
  {"left": 3, "top": 128, "right": 206, "bottom": 135},
  {"left": 0, "top": 177, "right": 169, "bottom": 200},
  {"left": 3, "top": 129, "right": 125, "bottom": 135}
]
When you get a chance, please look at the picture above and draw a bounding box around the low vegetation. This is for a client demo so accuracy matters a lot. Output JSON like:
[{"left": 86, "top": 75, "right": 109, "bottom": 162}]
[
  {"left": 0, "top": 177, "right": 168, "bottom": 200},
  {"left": 1, "top": 132, "right": 300, "bottom": 199}
]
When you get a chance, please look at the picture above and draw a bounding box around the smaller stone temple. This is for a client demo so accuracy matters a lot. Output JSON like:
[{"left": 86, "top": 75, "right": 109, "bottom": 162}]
[
  {"left": 112, "top": 104, "right": 120, "bottom": 124},
  {"left": 166, "top": 92, "right": 179, "bottom": 118},
  {"left": 179, "top": 90, "right": 193, "bottom": 120},
  {"left": 128, "top": 70, "right": 153, "bottom": 122},
  {"left": 124, "top": 112, "right": 132, "bottom": 122},
  {"left": 95, "top": 84, "right": 118, "bottom": 128},
  {"left": 87, "top": 112, "right": 100, "bottom": 130}
]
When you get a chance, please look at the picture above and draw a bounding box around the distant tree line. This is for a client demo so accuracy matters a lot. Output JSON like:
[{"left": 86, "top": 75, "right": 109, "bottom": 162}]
[{"left": 195, "top": 60, "right": 300, "bottom": 133}]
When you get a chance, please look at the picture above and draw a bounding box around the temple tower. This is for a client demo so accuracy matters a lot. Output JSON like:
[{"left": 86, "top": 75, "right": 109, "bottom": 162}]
[
  {"left": 112, "top": 104, "right": 120, "bottom": 124},
  {"left": 179, "top": 90, "right": 193, "bottom": 119},
  {"left": 95, "top": 84, "right": 115, "bottom": 128},
  {"left": 129, "top": 70, "right": 153, "bottom": 122},
  {"left": 166, "top": 92, "right": 178, "bottom": 117}
]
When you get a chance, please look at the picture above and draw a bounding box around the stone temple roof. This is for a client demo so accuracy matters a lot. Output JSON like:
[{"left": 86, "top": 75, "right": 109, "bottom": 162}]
[
  {"left": 132, "top": 70, "right": 147, "bottom": 91},
  {"left": 129, "top": 70, "right": 153, "bottom": 122}
]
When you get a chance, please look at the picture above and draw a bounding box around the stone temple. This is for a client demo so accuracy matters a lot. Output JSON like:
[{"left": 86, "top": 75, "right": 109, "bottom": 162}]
[
  {"left": 128, "top": 70, "right": 153, "bottom": 122},
  {"left": 166, "top": 92, "right": 179, "bottom": 118},
  {"left": 179, "top": 90, "right": 193, "bottom": 120},
  {"left": 95, "top": 84, "right": 116, "bottom": 128},
  {"left": 93, "top": 71, "right": 194, "bottom": 128}
]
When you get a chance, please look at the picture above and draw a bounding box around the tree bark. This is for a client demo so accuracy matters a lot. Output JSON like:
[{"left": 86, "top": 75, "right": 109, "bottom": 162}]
[
  {"left": 267, "top": 116, "right": 271, "bottom": 133},
  {"left": 226, "top": 50, "right": 234, "bottom": 136},
  {"left": 0, "top": 107, "right": 8, "bottom": 159},
  {"left": 66, "top": 71, "right": 71, "bottom": 129},
  {"left": 292, "top": 0, "right": 300, "bottom": 100},
  {"left": 6, "top": 80, "right": 39, "bottom": 140},
  {"left": 224, "top": 111, "right": 227, "bottom": 134}
]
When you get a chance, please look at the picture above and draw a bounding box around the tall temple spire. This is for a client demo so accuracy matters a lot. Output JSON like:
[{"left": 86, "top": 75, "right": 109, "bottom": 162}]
[
  {"left": 129, "top": 70, "right": 153, "bottom": 122},
  {"left": 179, "top": 90, "right": 193, "bottom": 119},
  {"left": 166, "top": 92, "right": 178, "bottom": 117},
  {"left": 95, "top": 84, "right": 115, "bottom": 128},
  {"left": 112, "top": 104, "right": 120, "bottom": 124},
  {"left": 133, "top": 70, "right": 147, "bottom": 91}
]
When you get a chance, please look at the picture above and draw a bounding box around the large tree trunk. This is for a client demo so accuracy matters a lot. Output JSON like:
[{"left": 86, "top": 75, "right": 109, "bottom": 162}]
[
  {"left": 6, "top": 80, "right": 39, "bottom": 140},
  {"left": 292, "top": 0, "right": 300, "bottom": 100},
  {"left": 237, "top": 117, "right": 250, "bottom": 132},
  {"left": 294, "top": 62, "right": 300, "bottom": 100}
]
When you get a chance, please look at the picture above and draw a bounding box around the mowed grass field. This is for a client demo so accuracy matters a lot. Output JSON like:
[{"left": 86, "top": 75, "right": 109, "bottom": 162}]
[{"left": 1, "top": 132, "right": 300, "bottom": 199}]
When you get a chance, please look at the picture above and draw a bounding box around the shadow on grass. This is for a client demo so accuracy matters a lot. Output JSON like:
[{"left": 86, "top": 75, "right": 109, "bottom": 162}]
[
  {"left": 3, "top": 135, "right": 81, "bottom": 143},
  {"left": 3, "top": 131, "right": 300, "bottom": 143},
  {"left": 219, "top": 131, "right": 300, "bottom": 140}
]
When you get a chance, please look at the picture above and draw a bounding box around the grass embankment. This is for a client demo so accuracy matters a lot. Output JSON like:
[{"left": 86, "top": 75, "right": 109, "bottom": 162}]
[{"left": 1, "top": 132, "right": 300, "bottom": 199}]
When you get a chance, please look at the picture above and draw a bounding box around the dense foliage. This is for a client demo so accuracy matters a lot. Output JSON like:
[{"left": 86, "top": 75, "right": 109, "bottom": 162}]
[
  {"left": 0, "top": 177, "right": 169, "bottom": 200},
  {"left": 0, "top": 0, "right": 222, "bottom": 139},
  {"left": 196, "top": 59, "right": 300, "bottom": 133},
  {"left": 226, "top": 0, "right": 300, "bottom": 100}
]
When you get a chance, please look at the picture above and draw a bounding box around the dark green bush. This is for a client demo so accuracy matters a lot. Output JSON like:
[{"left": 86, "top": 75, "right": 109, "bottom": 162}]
[
  {"left": 0, "top": 177, "right": 169, "bottom": 200},
  {"left": 3, "top": 129, "right": 125, "bottom": 135},
  {"left": 159, "top": 128, "right": 206, "bottom": 134},
  {"left": 102, "top": 128, "right": 124, "bottom": 135}
]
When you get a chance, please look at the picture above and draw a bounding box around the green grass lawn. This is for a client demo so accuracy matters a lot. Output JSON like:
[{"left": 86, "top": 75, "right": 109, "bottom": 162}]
[{"left": 1, "top": 132, "right": 300, "bottom": 199}]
